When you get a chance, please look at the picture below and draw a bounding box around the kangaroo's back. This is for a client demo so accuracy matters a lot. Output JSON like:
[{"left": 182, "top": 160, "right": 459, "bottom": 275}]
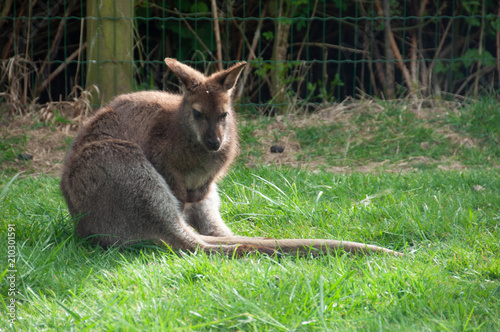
[{"left": 105, "top": 90, "right": 183, "bottom": 147}]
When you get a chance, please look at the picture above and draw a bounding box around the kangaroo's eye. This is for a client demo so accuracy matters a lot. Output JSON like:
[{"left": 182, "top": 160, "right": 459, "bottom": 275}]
[
  {"left": 220, "top": 112, "right": 228, "bottom": 119},
  {"left": 192, "top": 109, "right": 202, "bottom": 120}
]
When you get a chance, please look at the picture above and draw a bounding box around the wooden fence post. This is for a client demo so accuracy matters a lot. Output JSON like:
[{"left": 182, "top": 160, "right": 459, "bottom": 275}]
[{"left": 86, "top": 0, "right": 134, "bottom": 106}]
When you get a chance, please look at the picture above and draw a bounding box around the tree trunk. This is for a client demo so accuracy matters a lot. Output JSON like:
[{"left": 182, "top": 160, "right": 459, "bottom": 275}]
[
  {"left": 383, "top": 0, "right": 395, "bottom": 98},
  {"left": 268, "top": 0, "right": 291, "bottom": 111},
  {"left": 86, "top": 0, "right": 133, "bottom": 106}
]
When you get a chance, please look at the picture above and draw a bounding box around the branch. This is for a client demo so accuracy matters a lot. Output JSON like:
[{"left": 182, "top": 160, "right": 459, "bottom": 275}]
[
  {"left": 474, "top": 0, "right": 486, "bottom": 97},
  {"left": 2, "top": 3, "right": 24, "bottom": 59},
  {"left": 174, "top": 8, "right": 215, "bottom": 60},
  {"left": 386, "top": 20, "right": 413, "bottom": 92},
  {"left": 0, "top": 0, "right": 13, "bottom": 33},
  {"left": 237, "top": 9, "right": 266, "bottom": 98},
  {"left": 418, "top": 0, "right": 430, "bottom": 17},
  {"left": 428, "top": 12, "right": 454, "bottom": 74},
  {"left": 39, "top": 4, "right": 73, "bottom": 76},
  {"left": 210, "top": 0, "right": 223, "bottom": 71},
  {"left": 455, "top": 65, "right": 495, "bottom": 96},
  {"left": 139, "top": 1, "right": 210, "bottom": 17},
  {"left": 291, "top": 42, "right": 368, "bottom": 55},
  {"left": 375, "top": 0, "right": 412, "bottom": 93},
  {"left": 295, "top": 0, "right": 319, "bottom": 61},
  {"left": 36, "top": 42, "right": 86, "bottom": 93},
  {"left": 497, "top": 6, "right": 500, "bottom": 81}
]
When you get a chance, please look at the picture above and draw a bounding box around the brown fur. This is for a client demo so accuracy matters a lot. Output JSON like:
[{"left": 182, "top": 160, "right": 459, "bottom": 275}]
[{"left": 60, "top": 58, "right": 402, "bottom": 257}]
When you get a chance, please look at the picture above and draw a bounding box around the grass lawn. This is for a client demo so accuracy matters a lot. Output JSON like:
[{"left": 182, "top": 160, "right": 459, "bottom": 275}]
[{"left": 1, "top": 98, "right": 499, "bottom": 330}]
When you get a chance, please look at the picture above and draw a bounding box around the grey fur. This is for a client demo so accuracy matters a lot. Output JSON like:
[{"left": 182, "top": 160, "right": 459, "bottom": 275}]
[{"left": 60, "top": 58, "right": 402, "bottom": 257}]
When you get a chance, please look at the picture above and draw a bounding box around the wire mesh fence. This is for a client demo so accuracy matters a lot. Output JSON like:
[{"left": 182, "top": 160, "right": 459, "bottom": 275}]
[{"left": 1, "top": 0, "right": 499, "bottom": 114}]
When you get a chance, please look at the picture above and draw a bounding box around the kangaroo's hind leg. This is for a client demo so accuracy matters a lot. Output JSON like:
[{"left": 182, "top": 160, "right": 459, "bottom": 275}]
[{"left": 63, "top": 139, "right": 229, "bottom": 253}]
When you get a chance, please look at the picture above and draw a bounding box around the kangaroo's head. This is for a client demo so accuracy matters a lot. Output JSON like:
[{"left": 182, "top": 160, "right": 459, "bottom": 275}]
[{"left": 164, "top": 58, "right": 246, "bottom": 152}]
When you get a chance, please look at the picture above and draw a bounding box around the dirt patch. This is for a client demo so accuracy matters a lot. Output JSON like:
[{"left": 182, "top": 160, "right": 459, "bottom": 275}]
[
  {"left": 0, "top": 99, "right": 488, "bottom": 176},
  {"left": 242, "top": 100, "right": 479, "bottom": 173},
  {"left": 1, "top": 115, "right": 76, "bottom": 176},
  {"left": 1, "top": 86, "right": 95, "bottom": 176}
]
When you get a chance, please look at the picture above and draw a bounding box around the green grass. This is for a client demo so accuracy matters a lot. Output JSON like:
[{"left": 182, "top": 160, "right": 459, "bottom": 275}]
[
  {"left": 448, "top": 98, "right": 500, "bottom": 160},
  {"left": 0, "top": 133, "right": 27, "bottom": 173},
  {"left": 1, "top": 168, "right": 499, "bottom": 331},
  {"left": 1, "top": 98, "right": 499, "bottom": 330},
  {"left": 239, "top": 98, "right": 500, "bottom": 169}
]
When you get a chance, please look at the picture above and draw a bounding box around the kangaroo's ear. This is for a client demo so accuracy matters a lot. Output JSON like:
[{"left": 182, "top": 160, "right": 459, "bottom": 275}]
[
  {"left": 211, "top": 62, "right": 247, "bottom": 91},
  {"left": 164, "top": 58, "right": 205, "bottom": 91}
]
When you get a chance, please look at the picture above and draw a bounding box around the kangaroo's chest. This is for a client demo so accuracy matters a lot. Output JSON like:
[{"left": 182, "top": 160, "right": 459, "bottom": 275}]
[
  {"left": 184, "top": 168, "right": 209, "bottom": 190},
  {"left": 163, "top": 154, "right": 221, "bottom": 204},
  {"left": 181, "top": 153, "right": 221, "bottom": 190}
]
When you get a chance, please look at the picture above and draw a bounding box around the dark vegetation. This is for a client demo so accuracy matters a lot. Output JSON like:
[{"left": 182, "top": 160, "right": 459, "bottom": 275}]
[{"left": 1, "top": 0, "right": 499, "bottom": 117}]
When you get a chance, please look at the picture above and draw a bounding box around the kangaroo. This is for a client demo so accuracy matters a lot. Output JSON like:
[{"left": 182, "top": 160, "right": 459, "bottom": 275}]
[{"left": 60, "top": 58, "right": 402, "bottom": 257}]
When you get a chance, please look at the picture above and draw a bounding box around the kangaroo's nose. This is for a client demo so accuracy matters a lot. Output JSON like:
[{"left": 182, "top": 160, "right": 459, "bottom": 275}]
[{"left": 205, "top": 138, "right": 221, "bottom": 151}]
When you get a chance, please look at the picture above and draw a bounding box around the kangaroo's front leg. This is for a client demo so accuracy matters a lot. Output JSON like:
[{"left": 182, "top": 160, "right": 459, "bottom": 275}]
[{"left": 183, "top": 183, "right": 234, "bottom": 237}]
